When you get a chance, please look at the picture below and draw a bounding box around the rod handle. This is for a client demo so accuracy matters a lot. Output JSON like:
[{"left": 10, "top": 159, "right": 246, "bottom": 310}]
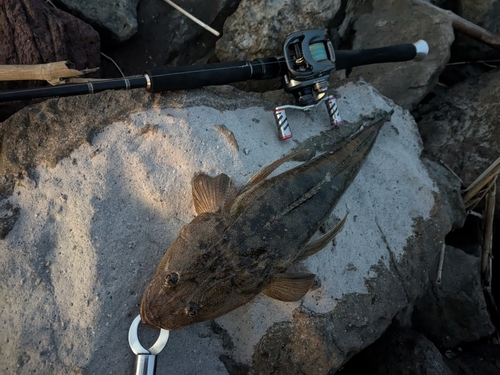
[
  {"left": 134, "top": 354, "right": 156, "bottom": 375},
  {"left": 335, "top": 40, "right": 429, "bottom": 70}
]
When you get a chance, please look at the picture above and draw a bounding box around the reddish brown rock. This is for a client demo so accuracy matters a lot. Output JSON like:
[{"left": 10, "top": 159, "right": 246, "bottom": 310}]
[
  {"left": 0, "top": 0, "right": 100, "bottom": 120},
  {"left": 0, "top": 0, "right": 100, "bottom": 71}
]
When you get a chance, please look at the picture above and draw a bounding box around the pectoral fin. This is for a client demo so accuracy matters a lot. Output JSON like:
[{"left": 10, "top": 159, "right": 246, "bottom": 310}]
[
  {"left": 296, "top": 212, "right": 348, "bottom": 261},
  {"left": 241, "top": 149, "right": 308, "bottom": 192},
  {"left": 192, "top": 173, "right": 237, "bottom": 214},
  {"left": 262, "top": 273, "right": 316, "bottom": 302}
]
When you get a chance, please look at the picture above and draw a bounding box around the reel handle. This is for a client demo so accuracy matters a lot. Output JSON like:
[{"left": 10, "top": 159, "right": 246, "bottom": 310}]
[{"left": 335, "top": 40, "right": 429, "bottom": 71}]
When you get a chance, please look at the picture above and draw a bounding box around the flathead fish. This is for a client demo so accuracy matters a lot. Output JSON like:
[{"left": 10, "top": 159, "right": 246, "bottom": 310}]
[{"left": 140, "top": 117, "right": 386, "bottom": 330}]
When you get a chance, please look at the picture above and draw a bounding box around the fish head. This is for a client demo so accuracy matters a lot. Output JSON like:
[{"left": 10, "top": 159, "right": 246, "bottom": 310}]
[{"left": 140, "top": 212, "right": 250, "bottom": 330}]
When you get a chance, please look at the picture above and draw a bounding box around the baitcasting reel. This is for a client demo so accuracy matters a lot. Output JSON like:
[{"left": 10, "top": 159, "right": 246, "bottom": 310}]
[{"left": 275, "top": 29, "right": 342, "bottom": 140}]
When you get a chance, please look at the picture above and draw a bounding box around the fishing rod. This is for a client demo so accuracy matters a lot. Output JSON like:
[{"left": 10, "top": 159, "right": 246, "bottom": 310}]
[{"left": 0, "top": 29, "right": 428, "bottom": 139}]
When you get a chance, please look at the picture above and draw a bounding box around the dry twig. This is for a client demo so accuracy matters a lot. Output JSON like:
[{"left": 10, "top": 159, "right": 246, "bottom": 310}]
[
  {"left": 462, "top": 156, "right": 500, "bottom": 209},
  {"left": 164, "top": 0, "right": 220, "bottom": 37},
  {"left": 413, "top": 0, "right": 500, "bottom": 50},
  {"left": 461, "top": 159, "right": 498, "bottom": 317},
  {"left": 0, "top": 61, "right": 98, "bottom": 85},
  {"left": 448, "top": 60, "right": 500, "bottom": 68},
  {"left": 436, "top": 242, "right": 446, "bottom": 284},
  {"left": 454, "top": 151, "right": 500, "bottom": 331},
  {"left": 482, "top": 176, "right": 496, "bottom": 290},
  {"left": 439, "top": 159, "right": 464, "bottom": 184},
  {"left": 101, "top": 52, "right": 125, "bottom": 78}
]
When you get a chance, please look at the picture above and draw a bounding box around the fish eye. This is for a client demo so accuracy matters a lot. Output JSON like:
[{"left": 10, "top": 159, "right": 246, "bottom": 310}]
[
  {"left": 185, "top": 302, "right": 200, "bottom": 317},
  {"left": 164, "top": 272, "right": 179, "bottom": 287}
]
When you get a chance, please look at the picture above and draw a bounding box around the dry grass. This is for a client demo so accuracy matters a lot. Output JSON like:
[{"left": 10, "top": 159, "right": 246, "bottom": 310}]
[{"left": 462, "top": 156, "right": 500, "bottom": 318}]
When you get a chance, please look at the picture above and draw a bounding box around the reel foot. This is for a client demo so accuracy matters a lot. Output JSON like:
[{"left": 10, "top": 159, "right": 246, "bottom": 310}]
[{"left": 273, "top": 95, "right": 343, "bottom": 140}]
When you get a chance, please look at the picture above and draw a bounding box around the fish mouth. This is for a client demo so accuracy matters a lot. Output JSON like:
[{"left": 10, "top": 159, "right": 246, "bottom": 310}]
[
  {"left": 139, "top": 301, "right": 186, "bottom": 330},
  {"left": 140, "top": 298, "right": 161, "bottom": 330},
  {"left": 139, "top": 285, "right": 183, "bottom": 330},
  {"left": 139, "top": 286, "right": 166, "bottom": 330}
]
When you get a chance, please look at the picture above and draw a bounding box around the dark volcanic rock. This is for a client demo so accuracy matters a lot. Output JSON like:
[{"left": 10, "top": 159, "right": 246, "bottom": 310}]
[
  {"left": 215, "top": 0, "right": 342, "bottom": 61},
  {"left": 347, "top": 0, "right": 455, "bottom": 109},
  {"left": 444, "top": 342, "right": 500, "bottom": 375},
  {"left": 101, "top": 0, "right": 237, "bottom": 77},
  {"left": 0, "top": 201, "right": 20, "bottom": 239},
  {"left": 339, "top": 326, "right": 453, "bottom": 375},
  {"left": 412, "top": 245, "right": 495, "bottom": 349},
  {"left": 452, "top": 0, "right": 500, "bottom": 62},
  {"left": 56, "top": 0, "right": 140, "bottom": 42},
  {"left": 416, "top": 69, "right": 500, "bottom": 204}
]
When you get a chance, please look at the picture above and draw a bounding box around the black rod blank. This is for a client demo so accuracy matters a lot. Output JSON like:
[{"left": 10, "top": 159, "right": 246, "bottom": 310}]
[
  {"left": 145, "top": 58, "right": 286, "bottom": 93},
  {"left": 0, "top": 76, "right": 147, "bottom": 102}
]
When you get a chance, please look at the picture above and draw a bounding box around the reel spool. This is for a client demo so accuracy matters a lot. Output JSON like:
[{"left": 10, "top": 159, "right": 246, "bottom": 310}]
[{"left": 282, "top": 29, "right": 336, "bottom": 106}]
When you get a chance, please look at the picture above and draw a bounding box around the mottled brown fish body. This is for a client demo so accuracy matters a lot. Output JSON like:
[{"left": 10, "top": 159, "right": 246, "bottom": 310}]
[{"left": 140, "top": 119, "right": 385, "bottom": 330}]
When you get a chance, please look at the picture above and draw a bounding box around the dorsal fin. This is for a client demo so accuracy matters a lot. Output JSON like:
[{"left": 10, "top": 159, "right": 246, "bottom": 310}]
[
  {"left": 191, "top": 173, "right": 237, "bottom": 214},
  {"left": 240, "top": 149, "right": 309, "bottom": 193}
]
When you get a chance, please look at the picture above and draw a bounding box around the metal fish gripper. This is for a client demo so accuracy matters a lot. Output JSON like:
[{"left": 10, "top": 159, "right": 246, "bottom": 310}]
[{"left": 129, "top": 315, "right": 170, "bottom": 375}]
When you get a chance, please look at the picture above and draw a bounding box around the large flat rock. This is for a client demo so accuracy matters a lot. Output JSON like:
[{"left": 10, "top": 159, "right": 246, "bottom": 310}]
[{"left": 0, "top": 83, "right": 464, "bottom": 374}]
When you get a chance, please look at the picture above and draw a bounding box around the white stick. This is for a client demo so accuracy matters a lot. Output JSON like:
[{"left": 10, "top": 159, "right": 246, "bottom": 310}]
[
  {"left": 436, "top": 243, "right": 446, "bottom": 284},
  {"left": 164, "top": 0, "right": 220, "bottom": 37},
  {"left": 482, "top": 177, "right": 496, "bottom": 288}
]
